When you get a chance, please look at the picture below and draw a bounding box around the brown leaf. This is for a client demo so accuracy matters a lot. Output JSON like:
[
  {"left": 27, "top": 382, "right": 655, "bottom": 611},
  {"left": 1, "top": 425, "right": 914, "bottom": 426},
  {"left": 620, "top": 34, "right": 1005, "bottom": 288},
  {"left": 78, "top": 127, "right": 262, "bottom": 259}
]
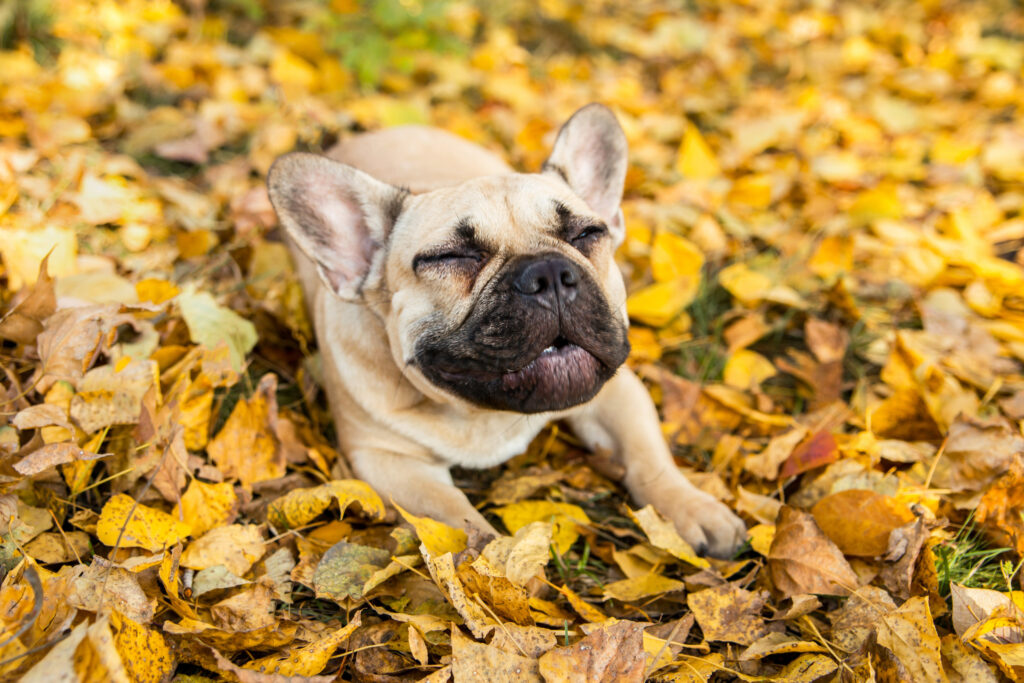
[
  {"left": 537, "top": 620, "right": 646, "bottom": 683},
  {"left": 930, "top": 416, "right": 1024, "bottom": 493},
  {"left": 687, "top": 583, "right": 770, "bottom": 645},
  {"left": 0, "top": 253, "right": 56, "bottom": 344},
  {"left": 871, "top": 596, "right": 948, "bottom": 683},
  {"left": 805, "top": 318, "right": 849, "bottom": 364},
  {"left": 451, "top": 627, "right": 541, "bottom": 682},
  {"left": 210, "top": 583, "right": 276, "bottom": 632},
  {"left": 744, "top": 427, "right": 809, "bottom": 480},
  {"left": 69, "top": 359, "right": 159, "bottom": 434},
  {"left": 767, "top": 505, "right": 859, "bottom": 598},
  {"left": 14, "top": 442, "right": 110, "bottom": 475},
  {"left": 829, "top": 586, "right": 898, "bottom": 653},
  {"left": 11, "top": 403, "right": 73, "bottom": 431},
  {"left": 68, "top": 560, "right": 155, "bottom": 624},
  {"left": 977, "top": 456, "right": 1024, "bottom": 555},
  {"left": 878, "top": 517, "right": 931, "bottom": 600},
  {"left": 34, "top": 304, "right": 133, "bottom": 393}
]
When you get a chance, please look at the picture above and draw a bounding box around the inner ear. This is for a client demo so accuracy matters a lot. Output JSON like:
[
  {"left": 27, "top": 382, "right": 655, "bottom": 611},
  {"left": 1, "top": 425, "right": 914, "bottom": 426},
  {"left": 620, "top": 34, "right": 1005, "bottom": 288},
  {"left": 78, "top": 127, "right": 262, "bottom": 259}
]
[
  {"left": 268, "top": 153, "right": 408, "bottom": 299},
  {"left": 543, "top": 104, "right": 628, "bottom": 245}
]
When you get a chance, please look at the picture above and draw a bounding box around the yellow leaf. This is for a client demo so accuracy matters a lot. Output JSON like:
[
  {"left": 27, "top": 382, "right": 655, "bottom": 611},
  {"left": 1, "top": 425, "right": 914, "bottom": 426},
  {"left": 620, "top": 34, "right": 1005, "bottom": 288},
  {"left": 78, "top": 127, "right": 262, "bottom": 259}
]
[
  {"left": 559, "top": 584, "right": 608, "bottom": 622},
  {"left": 180, "top": 524, "right": 265, "bottom": 576},
  {"left": 718, "top": 263, "right": 773, "bottom": 307},
  {"left": 676, "top": 123, "right": 721, "bottom": 179},
  {"left": 268, "top": 479, "right": 386, "bottom": 530},
  {"left": 108, "top": 610, "right": 175, "bottom": 683},
  {"left": 603, "top": 573, "right": 685, "bottom": 601},
  {"left": 627, "top": 505, "right": 710, "bottom": 568},
  {"left": 206, "top": 374, "right": 282, "bottom": 487},
  {"left": 808, "top": 235, "right": 854, "bottom": 280},
  {"left": 243, "top": 613, "right": 362, "bottom": 676},
  {"left": 627, "top": 327, "right": 662, "bottom": 363},
  {"left": 723, "top": 349, "right": 777, "bottom": 389},
  {"left": 0, "top": 225, "right": 77, "bottom": 291},
  {"left": 626, "top": 277, "right": 700, "bottom": 328},
  {"left": 269, "top": 49, "right": 319, "bottom": 93},
  {"left": 395, "top": 504, "right": 468, "bottom": 557},
  {"left": 493, "top": 501, "right": 590, "bottom": 555},
  {"left": 849, "top": 185, "right": 903, "bottom": 224},
  {"left": 748, "top": 524, "right": 775, "bottom": 556},
  {"left": 650, "top": 232, "right": 704, "bottom": 283},
  {"left": 175, "top": 480, "right": 238, "bottom": 537},
  {"left": 96, "top": 494, "right": 192, "bottom": 552},
  {"left": 728, "top": 174, "right": 774, "bottom": 208}
]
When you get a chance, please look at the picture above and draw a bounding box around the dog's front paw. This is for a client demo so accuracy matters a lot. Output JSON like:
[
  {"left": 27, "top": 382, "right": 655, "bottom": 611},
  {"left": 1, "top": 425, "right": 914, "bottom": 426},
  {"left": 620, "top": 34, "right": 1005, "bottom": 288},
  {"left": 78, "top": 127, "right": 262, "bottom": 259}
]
[{"left": 658, "top": 489, "right": 747, "bottom": 560}]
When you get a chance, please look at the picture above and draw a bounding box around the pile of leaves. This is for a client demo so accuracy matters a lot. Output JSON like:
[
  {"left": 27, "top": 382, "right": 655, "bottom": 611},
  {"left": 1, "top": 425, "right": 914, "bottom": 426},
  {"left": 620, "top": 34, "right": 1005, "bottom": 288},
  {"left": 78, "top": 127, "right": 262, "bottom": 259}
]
[{"left": 2, "top": 0, "right": 1024, "bottom": 680}]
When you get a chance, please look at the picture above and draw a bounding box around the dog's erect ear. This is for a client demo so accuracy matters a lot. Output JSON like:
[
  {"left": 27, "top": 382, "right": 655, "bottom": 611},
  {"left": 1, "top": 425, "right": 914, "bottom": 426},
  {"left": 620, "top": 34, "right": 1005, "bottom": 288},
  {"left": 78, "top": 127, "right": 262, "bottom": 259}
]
[
  {"left": 268, "top": 153, "right": 407, "bottom": 299},
  {"left": 543, "top": 104, "right": 628, "bottom": 246}
]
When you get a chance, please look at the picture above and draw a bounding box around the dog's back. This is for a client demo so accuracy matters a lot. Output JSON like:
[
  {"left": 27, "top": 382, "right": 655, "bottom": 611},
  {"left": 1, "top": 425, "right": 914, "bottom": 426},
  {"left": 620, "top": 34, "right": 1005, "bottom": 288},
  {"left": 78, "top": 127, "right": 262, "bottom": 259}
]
[{"left": 326, "top": 126, "right": 512, "bottom": 194}]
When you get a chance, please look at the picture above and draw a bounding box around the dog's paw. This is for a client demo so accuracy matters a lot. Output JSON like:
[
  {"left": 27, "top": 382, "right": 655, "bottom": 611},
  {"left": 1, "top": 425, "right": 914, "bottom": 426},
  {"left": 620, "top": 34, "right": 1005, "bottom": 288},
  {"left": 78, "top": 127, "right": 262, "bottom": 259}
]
[{"left": 659, "top": 489, "right": 747, "bottom": 559}]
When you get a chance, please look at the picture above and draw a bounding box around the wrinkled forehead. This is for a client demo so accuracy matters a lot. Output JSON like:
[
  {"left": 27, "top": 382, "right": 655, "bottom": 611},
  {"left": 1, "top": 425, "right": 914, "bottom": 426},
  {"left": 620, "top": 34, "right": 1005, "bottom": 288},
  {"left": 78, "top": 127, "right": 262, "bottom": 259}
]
[{"left": 393, "top": 173, "right": 598, "bottom": 250}]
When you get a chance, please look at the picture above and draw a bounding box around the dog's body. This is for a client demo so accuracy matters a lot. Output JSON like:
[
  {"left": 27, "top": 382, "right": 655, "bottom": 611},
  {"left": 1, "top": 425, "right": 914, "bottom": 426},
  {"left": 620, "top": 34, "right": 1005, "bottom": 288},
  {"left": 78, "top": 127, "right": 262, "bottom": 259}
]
[{"left": 270, "top": 105, "right": 745, "bottom": 557}]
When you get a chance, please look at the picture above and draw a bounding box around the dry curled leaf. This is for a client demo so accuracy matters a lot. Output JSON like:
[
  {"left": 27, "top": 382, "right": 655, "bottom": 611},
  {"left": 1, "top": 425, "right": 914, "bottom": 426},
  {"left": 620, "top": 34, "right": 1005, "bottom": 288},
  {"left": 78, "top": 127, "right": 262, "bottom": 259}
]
[{"left": 767, "top": 505, "right": 859, "bottom": 598}]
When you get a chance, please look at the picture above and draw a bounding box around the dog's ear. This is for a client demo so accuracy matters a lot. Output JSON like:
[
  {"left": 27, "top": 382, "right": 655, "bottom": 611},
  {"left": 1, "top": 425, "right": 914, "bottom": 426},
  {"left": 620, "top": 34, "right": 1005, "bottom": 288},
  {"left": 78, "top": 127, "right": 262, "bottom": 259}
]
[
  {"left": 543, "top": 103, "right": 628, "bottom": 246},
  {"left": 268, "top": 153, "right": 407, "bottom": 299}
]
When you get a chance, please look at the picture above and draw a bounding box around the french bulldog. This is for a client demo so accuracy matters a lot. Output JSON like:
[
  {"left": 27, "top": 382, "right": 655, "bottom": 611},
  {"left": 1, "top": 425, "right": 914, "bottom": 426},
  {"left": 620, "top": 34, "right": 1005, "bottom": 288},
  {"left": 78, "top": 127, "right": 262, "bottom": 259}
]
[{"left": 267, "top": 104, "right": 746, "bottom": 558}]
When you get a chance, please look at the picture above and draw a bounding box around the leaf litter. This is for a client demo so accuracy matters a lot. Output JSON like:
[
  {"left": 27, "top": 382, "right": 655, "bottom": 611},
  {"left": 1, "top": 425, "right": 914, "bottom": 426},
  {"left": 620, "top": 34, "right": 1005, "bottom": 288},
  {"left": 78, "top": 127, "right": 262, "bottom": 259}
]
[{"left": 1, "top": 0, "right": 1024, "bottom": 680}]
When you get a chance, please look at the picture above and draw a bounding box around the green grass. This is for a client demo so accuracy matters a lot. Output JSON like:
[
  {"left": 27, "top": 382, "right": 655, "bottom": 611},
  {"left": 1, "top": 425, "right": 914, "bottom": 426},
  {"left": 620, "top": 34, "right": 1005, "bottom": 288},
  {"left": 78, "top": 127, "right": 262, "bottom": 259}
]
[{"left": 934, "top": 515, "right": 1019, "bottom": 598}]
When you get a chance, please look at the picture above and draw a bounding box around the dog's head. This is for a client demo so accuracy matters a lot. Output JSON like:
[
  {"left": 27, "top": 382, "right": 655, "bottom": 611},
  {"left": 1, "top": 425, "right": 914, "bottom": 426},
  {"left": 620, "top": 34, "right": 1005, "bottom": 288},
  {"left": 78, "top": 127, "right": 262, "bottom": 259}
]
[{"left": 268, "top": 104, "right": 631, "bottom": 413}]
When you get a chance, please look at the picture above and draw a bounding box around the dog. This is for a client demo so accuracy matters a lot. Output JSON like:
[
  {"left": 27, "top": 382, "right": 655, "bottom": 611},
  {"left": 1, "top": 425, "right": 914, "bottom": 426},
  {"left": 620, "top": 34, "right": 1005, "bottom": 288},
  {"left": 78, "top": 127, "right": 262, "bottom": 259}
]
[{"left": 267, "top": 104, "right": 746, "bottom": 558}]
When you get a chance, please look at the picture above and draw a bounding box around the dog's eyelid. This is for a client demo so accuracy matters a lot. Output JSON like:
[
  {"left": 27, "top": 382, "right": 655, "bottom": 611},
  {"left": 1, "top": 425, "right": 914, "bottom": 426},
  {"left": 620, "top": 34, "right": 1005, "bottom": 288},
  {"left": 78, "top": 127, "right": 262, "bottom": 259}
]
[
  {"left": 412, "top": 249, "right": 488, "bottom": 273},
  {"left": 571, "top": 224, "right": 607, "bottom": 242}
]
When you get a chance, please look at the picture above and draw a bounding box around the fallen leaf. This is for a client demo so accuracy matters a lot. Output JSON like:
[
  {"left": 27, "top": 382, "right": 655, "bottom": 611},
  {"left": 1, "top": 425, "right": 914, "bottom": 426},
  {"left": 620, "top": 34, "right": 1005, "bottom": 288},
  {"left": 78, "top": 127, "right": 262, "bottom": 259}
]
[
  {"left": 206, "top": 373, "right": 284, "bottom": 488},
  {"left": 687, "top": 583, "right": 770, "bottom": 645},
  {"left": 603, "top": 573, "right": 686, "bottom": 602},
  {"left": 829, "top": 586, "right": 898, "bottom": 653},
  {"left": 627, "top": 505, "right": 710, "bottom": 568},
  {"left": 493, "top": 500, "right": 590, "bottom": 555},
  {"left": 175, "top": 479, "right": 239, "bottom": 537},
  {"left": 242, "top": 613, "right": 362, "bottom": 676},
  {"left": 810, "top": 489, "right": 915, "bottom": 557},
  {"left": 180, "top": 524, "right": 266, "bottom": 576},
  {"left": 451, "top": 626, "right": 541, "bottom": 682},
  {"left": 268, "top": 479, "right": 386, "bottom": 529},
  {"left": 396, "top": 503, "right": 468, "bottom": 557},
  {"left": 539, "top": 619, "right": 646, "bottom": 683},
  {"left": 177, "top": 288, "right": 258, "bottom": 372},
  {"left": 96, "top": 494, "right": 192, "bottom": 552},
  {"left": 767, "top": 505, "right": 858, "bottom": 598},
  {"left": 872, "top": 596, "right": 947, "bottom": 683},
  {"left": 14, "top": 441, "right": 110, "bottom": 475},
  {"left": 313, "top": 541, "right": 391, "bottom": 601}
]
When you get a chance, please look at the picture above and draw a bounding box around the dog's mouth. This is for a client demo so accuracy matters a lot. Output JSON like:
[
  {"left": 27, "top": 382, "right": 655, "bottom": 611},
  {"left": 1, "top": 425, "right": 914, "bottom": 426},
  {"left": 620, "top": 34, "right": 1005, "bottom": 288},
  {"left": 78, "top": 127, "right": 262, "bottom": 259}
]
[
  {"left": 426, "top": 333, "right": 618, "bottom": 413},
  {"left": 501, "top": 336, "right": 598, "bottom": 388}
]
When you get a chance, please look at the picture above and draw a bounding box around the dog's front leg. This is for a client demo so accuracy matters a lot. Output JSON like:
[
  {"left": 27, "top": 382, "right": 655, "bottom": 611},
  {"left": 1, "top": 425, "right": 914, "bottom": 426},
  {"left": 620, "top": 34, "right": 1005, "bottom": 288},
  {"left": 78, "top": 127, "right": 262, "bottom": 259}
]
[
  {"left": 348, "top": 449, "right": 498, "bottom": 538},
  {"left": 567, "top": 369, "right": 746, "bottom": 558}
]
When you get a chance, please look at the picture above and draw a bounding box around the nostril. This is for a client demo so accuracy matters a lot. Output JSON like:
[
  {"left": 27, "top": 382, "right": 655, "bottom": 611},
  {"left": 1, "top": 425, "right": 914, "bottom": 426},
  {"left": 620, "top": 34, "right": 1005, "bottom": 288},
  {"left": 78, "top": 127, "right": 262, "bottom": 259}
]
[{"left": 560, "top": 268, "right": 577, "bottom": 288}]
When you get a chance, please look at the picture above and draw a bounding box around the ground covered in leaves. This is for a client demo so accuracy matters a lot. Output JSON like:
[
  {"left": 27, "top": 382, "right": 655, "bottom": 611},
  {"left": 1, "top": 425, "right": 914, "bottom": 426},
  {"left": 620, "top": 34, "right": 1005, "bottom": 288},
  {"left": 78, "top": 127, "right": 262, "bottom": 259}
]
[{"left": 2, "top": 0, "right": 1024, "bottom": 680}]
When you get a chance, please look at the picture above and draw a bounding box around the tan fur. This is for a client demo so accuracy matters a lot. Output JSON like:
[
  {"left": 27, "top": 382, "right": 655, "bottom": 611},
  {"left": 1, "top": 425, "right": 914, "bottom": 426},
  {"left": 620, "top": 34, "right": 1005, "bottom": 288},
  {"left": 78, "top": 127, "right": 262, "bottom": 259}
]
[{"left": 276, "top": 114, "right": 746, "bottom": 557}]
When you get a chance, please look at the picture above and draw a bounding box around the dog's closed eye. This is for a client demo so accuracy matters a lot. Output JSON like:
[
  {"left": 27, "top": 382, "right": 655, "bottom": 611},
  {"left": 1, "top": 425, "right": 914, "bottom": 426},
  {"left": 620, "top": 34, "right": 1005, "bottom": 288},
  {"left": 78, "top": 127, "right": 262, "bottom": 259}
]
[
  {"left": 412, "top": 249, "right": 488, "bottom": 275},
  {"left": 569, "top": 224, "right": 607, "bottom": 253}
]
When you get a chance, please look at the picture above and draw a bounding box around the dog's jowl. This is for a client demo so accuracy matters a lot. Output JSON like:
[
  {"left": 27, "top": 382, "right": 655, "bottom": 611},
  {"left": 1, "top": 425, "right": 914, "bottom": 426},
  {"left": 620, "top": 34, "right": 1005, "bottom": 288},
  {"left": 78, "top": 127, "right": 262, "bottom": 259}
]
[{"left": 268, "top": 104, "right": 746, "bottom": 557}]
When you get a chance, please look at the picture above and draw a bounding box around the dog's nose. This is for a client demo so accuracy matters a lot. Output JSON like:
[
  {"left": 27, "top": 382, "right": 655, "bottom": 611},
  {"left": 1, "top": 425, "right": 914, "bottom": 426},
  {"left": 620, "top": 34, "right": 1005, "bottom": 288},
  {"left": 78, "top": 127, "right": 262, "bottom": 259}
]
[{"left": 512, "top": 256, "right": 579, "bottom": 306}]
